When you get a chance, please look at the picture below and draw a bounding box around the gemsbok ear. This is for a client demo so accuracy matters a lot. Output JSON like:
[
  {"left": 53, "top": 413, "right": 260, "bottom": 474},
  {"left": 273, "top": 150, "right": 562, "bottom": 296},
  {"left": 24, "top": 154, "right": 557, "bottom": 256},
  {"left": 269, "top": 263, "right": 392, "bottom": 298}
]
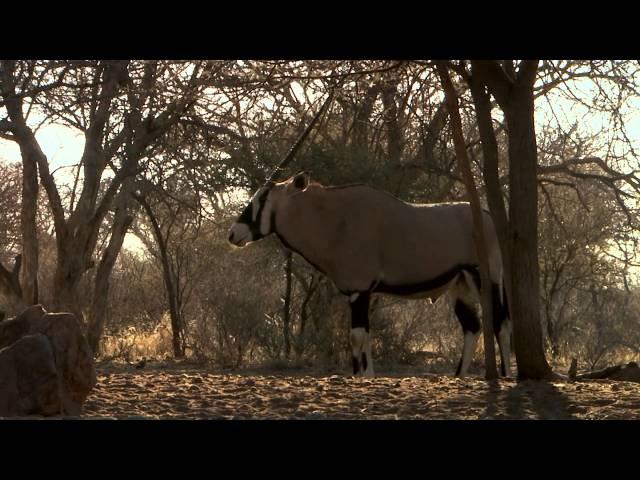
[{"left": 293, "top": 171, "right": 310, "bottom": 190}]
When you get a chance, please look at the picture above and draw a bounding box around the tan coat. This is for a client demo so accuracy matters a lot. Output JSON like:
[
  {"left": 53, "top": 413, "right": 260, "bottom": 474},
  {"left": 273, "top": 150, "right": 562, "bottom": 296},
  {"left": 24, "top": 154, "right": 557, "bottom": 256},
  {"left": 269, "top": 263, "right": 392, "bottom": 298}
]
[{"left": 272, "top": 181, "right": 502, "bottom": 296}]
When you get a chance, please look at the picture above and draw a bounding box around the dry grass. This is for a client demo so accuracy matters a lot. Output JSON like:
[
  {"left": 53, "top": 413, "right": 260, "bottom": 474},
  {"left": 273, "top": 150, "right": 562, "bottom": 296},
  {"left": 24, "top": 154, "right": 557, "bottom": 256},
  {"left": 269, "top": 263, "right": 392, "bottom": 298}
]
[{"left": 100, "top": 313, "right": 174, "bottom": 362}]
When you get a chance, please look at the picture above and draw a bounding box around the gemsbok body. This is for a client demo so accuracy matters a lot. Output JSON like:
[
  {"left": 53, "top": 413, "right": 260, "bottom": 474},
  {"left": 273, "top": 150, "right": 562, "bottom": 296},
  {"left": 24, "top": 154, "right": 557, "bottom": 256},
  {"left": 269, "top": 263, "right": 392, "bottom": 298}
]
[{"left": 228, "top": 172, "right": 512, "bottom": 378}]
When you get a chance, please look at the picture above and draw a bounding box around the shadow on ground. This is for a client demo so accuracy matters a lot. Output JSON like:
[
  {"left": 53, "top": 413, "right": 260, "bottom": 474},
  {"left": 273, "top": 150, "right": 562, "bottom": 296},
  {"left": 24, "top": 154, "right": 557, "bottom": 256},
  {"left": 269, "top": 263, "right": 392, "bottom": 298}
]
[{"left": 481, "top": 380, "right": 576, "bottom": 419}]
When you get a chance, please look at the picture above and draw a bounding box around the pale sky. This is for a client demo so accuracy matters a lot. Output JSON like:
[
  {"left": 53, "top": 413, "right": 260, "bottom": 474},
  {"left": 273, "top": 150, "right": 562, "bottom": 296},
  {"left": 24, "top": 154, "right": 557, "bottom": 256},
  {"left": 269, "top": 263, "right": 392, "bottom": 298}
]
[
  {"left": 0, "top": 122, "right": 146, "bottom": 252},
  {"left": 0, "top": 122, "right": 84, "bottom": 172}
]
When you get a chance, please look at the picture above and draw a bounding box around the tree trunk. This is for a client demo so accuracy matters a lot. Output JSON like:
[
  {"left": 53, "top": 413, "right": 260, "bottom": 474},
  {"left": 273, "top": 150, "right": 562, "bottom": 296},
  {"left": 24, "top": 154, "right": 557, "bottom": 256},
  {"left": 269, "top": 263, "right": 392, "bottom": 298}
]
[
  {"left": 2, "top": 60, "right": 200, "bottom": 325},
  {"left": 298, "top": 274, "right": 318, "bottom": 338},
  {"left": 352, "top": 83, "right": 382, "bottom": 153},
  {"left": 437, "top": 63, "right": 498, "bottom": 379},
  {"left": 468, "top": 60, "right": 553, "bottom": 380},
  {"left": 291, "top": 269, "right": 319, "bottom": 359},
  {"left": 468, "top": 76, "right": 517, "bottom": 367},
  {"left": 134, "top": 193, "right": 185, "bottom": 358},
  {"left": 20, "top": 150, "right": 39, "bottom": 306},
  {"left": 283, "top": 249, "right": 293, "bottom": 359},
  {"left": 381, "top": 78, "right": 406, "bottom": 195},
  {"left": 503, "top": 76, "right": 553, "bottom": 380},
  {"left": 86, "top": 188, "right": 134, "bottom": 354},
  {"left": 52, "top": 244, "right": 87, "bottom": 321},
  {"left": 1, "top": 60, "right": 39, "bottom": 308},
  {"left": 468, "top": 76, "right": 512, "bottom": 301},
  {"left": 162, "top": 256, "right": 184, "bottom": 358},
  {"left": 545, "top": 304, "right": 559, "bottom": 359}
]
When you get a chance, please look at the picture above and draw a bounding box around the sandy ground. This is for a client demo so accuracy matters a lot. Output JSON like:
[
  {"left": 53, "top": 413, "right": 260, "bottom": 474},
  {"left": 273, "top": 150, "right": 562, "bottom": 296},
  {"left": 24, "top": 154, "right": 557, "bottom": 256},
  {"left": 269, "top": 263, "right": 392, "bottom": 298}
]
[{"left": 75, "top": 361, "right": 640, "bottom": 420}]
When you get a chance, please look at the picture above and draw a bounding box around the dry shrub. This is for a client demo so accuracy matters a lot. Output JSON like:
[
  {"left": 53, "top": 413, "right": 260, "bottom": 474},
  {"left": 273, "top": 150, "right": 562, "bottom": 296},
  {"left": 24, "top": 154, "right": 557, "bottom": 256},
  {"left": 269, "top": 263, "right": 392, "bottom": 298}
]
[
  {"left": 100, "top": 312, "right": 173, "bottom": 361},
  {"left": 371, "top": 295, "right": 465, "bottom": 372}
]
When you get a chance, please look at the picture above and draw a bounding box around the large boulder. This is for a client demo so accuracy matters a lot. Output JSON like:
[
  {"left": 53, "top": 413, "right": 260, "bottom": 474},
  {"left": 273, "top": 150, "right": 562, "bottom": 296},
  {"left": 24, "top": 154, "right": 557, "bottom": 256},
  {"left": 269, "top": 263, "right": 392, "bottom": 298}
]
[
  {"left": 0, "top": 304, "right": 44, "bottom": 347},
  {"left": 0, "top": 305, "right": 96, "bottom": 416},
  {"left": 0, "top": 334, "right": 61, "bottom": 416}
]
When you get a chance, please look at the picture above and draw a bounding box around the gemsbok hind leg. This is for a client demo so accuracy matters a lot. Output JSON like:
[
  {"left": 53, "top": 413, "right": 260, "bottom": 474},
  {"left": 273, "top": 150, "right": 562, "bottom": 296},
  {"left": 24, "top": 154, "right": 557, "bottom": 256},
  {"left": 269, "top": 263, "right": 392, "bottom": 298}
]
[
  {"left": 492, "top": 283, "right": 512, "bottom": 377},
  {"left": 453, "top": 275, "right": 481, "bottom": 377},
  {"left": 349, "top": 292, "right": 374, "bottom": 377}
]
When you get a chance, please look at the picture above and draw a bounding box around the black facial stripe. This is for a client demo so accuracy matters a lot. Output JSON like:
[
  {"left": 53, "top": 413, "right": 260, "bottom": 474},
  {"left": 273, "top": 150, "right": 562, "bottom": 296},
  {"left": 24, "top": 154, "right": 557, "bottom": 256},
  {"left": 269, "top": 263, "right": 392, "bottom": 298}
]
[
  {"left": 237, "top": 189, "right": 271, "bottom": 239},
  {"left": 254, "top": 189, "right": 270, "bottom": 224}
]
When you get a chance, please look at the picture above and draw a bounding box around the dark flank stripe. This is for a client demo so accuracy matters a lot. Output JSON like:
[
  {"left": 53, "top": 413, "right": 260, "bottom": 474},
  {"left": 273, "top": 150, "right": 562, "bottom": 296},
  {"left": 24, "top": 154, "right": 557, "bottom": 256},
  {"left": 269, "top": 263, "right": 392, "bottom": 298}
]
[{"left": 373, "top": 264, "right": 479, "bottom": 296}]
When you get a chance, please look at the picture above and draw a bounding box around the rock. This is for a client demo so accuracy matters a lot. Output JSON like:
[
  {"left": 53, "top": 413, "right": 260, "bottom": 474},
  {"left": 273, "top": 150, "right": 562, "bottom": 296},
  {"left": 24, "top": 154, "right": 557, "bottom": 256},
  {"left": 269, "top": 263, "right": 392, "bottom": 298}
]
[
  {"left": 29, "top": 312, "right": 97, "bottom": 415},
  {"left": 0, "top": 305, "right": 96, "bottom": 416},
  {"left": 609, "top": 364, "right": 640, "bottom": 383},
  {"left": 0, "top": 334, "right": 61, "bottom": 417},
  {"left": 0, "top": 304, "right": 45, "bottom": 348}
]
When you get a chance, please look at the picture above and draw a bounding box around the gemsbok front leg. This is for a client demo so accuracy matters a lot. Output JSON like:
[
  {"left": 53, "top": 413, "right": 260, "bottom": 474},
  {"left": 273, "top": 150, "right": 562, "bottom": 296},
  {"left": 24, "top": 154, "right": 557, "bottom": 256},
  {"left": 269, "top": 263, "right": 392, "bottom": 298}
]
[
  {"left": 349, "top": 292, "right": 374, "bottom": 377},
  {"left": 452, "top": 274, "right": 481, "bottom": 377}
]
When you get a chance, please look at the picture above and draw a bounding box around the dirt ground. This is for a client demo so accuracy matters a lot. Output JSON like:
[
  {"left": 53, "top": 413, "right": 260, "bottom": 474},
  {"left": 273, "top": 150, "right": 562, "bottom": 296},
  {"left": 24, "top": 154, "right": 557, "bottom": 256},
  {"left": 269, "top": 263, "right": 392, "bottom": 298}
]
[{"left": 75, "top": 361, "right": 640, "bottom": 420}]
